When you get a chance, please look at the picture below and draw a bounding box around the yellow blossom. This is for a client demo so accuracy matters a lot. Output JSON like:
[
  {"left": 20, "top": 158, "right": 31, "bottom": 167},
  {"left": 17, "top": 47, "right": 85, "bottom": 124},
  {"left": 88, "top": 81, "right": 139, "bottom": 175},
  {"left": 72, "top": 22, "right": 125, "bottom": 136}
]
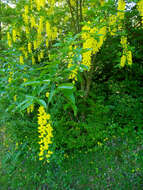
[
  {"left": 46, "top": 39, "right": 49, "bottom": 47},
  {"left": 81, "top": 25, "right": 106, "bottom": 70},
  {"left": 8, "top": 77, "right": 12, "bottom": 83},
  {"left": 23, "top": 78, "right": 27, "bottom": 82},
  {"left": 7, "top": 32, "right": 12, "bottom": 47},
  {"left": 127, "top": 51, "right": 132, "bottom": 65},
  {"left": 46, "top": 21, "right": 52, "bottom": 39},
  {"left": 33, "top": 40, "right": 38, "bottom": 50},
  {"left": 24, "top": 5, "right": 29, "bottom": 15},
  {"left": 37, "top": 106, "right": 53, "bottom": 161},
  {"left": 23, "top": 50, "right": 28, "bottom": 58},
  {"left": 51, "top": 27, "right": 58, "bottom": 40},
  {"left": 19, "top": 55, "right": 24, "bottom": 64},
  {"left": 100, "top": 0, "right": 105, "bottom": 6},
  {"left": 120, "top": 55, "right": 126, "bottom": 67},
  {"left": 117, "top": 0, "right": 126, "bottom": 20},
  {"left": 31, "top": 16, "right": 36, "bottom": 28},
  {"left": 97, "top": 142, "right": 103, "bottom": 146},
  {"left": 70, "top": 0, "right": 76, "bottom": 7},
  {"left": 12, "top": 29, "right": 17, "bottom": 42},
  {"left": 38, "top": 55, "right": 41, "bottom": 62},
  {"left": 109, "top": 15, "right": 117, "bottom": 36},
  {"left": 40, "top": 51, "right": 44, "bottom": 59},
  {"left": 14, "top": 95, "right": 17, "bottom": 102},
  {"left": 32, "top": 56, "right": 35, "bottom": 64},
  {"left": 46, "top": 92, "right": 50, "bottom": 98},
  {"left": 22, "top": 13, "right": 28, "bottom": 25},
  {"left": 120, "top": 36, "right": 127, "bottom": 48},
  {"left": 25, "top": 27, "right": 29, "bottom": 36},
  {"left": 137, "top": 0, "right": 143, "bottom": 25}
]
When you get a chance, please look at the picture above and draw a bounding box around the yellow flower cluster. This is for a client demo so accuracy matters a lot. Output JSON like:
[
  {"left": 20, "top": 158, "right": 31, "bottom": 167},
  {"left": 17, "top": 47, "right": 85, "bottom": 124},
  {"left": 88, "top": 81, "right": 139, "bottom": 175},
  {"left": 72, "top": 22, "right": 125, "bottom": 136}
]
[
  {"left": 108, "top": 15, "right": 117, "bottom": 36},
  {"left": 46, "top": 21, "right": 57, "bottom": 41},
  {"left": 117, "top": 0, "right": 126, "bottom": 30},
  {"left": 35, "top": 0, "right": 46, "bottom": 11},
  {"left": 137, "top": 0, "right": 143, "bottom": 25},
  {"left": 120, "top": 54, "right": 126, "bottom": 67},
  {"left": 12, "top": 29, "right": 17, "bottom": 42},
  {"left": 22, "top": 5, "right": 29, "bottom": 25},
  {"left": 117, "top": 0, "right": 126, "bottom": 20},
  {"left": 7, "top": 0, "right": 58, "bottom": 66},
  {"left": 82, "top": 24, "right": 106, "bottom": 69},
  {"left": 100, "top": 0, "right": 105, "bottom": 6},
  {"left": 70, "top": 0, "right": 76, "bottom": 7},
  {"left": 37, "top": 106, "right": 53, "bottom": 161},
  {"left": 30, "top": 16, "right": 36, "bottom": 28},
  {"left": 28, "top": 42, "right": 32, "bottom": 54},
  {"left": 127, "top": 50, "right": 132, "bottom": 66},
  {"left": 120, "top": 36, "right": 132, "bottom": 67},
  {"left": 19, "top": 55, "right": 24, "bottom": 65}
]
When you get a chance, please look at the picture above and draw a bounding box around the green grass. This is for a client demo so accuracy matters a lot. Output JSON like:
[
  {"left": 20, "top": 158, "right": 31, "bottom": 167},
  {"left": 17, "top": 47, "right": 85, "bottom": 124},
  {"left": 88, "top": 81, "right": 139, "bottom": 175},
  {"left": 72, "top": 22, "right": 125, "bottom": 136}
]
[
  {"left": 48, "top": 133, "right": 143, "bottom": 190},
  {"left": 1, "top": 133, "right": 143, "bottom": 190}
]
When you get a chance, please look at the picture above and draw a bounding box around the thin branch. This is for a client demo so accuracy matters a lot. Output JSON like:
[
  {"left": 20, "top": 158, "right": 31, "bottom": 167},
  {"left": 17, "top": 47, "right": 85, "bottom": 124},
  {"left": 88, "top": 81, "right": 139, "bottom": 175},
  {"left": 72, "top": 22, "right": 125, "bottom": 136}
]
[
  {"left": 76, "top": 0, "right": 79, "bottom": 33},
  {"left": 79, "top": 0, "right": 83, "bottom": 31},
  {"left": 67, "top": 0, "right": 76, "bottom": 32}
]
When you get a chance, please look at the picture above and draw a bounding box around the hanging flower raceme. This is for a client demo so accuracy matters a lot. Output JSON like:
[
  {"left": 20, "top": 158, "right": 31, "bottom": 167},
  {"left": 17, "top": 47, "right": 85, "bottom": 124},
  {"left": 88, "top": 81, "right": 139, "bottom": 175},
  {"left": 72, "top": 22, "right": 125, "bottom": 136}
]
[
  {"left": 7, "top": 32, "right": 12, "bottom": 47},
  {"left": 100, "top": 0, "right": 105, "bottom": 6},
  {"left": 32, "top": 56, "right": 35, "bottom": 65},
  {"left": 108, "top": 15, "right": 117, "bottom": 36},
  {"left": 30, "top": 16, "right": 36, "bottom": 28},
  {"left": 117, "top": 0, "right": 126, "bottom": 30},
  {"left": 117, "top": 0, "right": 126, "bottom": 20},
  {"left": 46, "top": 21, "right": 52, "bottom": 39},
  {"left": 120, "top": 54, "right": 126, "bottom": 67},
  {"left": 81, "top": 24, "right": 106, "bottom": 70},
  {"left": 7, "top": 0, "right": 58, "bottom": 67},
  {"left": 19, "top": 55, "right": 24, "bottom": 65},
  {"left": 12, "top": 29, "right": 17, "bottom": 42},
  {"left": 22, "top": 5, "right": 29, "bottom": 25},
  {"left": 37, "top": 106, "right": 53, "bottom": 161},
  {"left": 137, "top": 0, "right": 143, "bottom": 25},
  {"left": 126, "top": 51, "right": 132, "bottom": 66},
  {"left": 120, "top": 36, "right": 132, "bottom": 67}
]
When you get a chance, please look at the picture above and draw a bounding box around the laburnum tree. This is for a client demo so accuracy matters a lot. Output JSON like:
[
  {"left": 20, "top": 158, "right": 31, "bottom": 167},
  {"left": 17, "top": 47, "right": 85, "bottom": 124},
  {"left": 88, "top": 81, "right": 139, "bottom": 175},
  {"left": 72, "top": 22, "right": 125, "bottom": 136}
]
[{"left": 2, "top": 0, "right": 143, "bottom": 162}]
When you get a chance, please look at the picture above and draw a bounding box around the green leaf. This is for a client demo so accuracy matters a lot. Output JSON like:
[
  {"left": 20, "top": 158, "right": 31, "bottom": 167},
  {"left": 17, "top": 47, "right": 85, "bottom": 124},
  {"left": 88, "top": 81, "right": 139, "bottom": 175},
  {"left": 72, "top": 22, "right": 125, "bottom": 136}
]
[
  {"left": 48, "top": 84, "right": 56, "bottom": 104},
  {"left": 62, "top": 91, "right": 77, "bottom": 116},
  {"left": 15, "top": 99, "right": 29, "bottom": 110},
  {"left": 35, "top": 98, "right": 47, "bottom": 108},
  {"left": 22, "top": 80, "right": 50, "bottom": 86},
  {"left": 20, "top": 101, "right": 33, "bottom": 111},
  {"left": 58, "top": 83, "right": 75, "bottom": 91}
]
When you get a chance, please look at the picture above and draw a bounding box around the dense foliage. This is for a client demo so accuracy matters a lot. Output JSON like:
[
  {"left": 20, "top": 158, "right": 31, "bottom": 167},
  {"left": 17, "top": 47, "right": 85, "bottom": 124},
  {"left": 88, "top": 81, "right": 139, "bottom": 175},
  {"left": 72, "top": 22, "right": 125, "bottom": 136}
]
[{"left": 0, "top": 0, "right": 143, "bottom": 189}]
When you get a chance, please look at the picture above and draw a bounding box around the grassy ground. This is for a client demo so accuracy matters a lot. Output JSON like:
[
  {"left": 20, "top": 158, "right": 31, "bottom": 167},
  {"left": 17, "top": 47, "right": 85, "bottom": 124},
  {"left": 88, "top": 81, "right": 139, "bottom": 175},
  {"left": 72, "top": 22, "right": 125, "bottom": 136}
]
[
  {"left": 0, "top": 132, "right": 143, "bottom": 190},
  {"left": 49, "top": 133, "right": 143, "bottom": 190}
]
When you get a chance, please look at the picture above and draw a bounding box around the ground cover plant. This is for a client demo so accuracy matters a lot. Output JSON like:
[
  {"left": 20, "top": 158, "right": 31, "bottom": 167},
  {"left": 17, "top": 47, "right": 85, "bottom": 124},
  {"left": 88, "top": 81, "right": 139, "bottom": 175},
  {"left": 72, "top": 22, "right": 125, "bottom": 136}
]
[{"left": 0, "top": 0, "right": 143, "bottom": 189}]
